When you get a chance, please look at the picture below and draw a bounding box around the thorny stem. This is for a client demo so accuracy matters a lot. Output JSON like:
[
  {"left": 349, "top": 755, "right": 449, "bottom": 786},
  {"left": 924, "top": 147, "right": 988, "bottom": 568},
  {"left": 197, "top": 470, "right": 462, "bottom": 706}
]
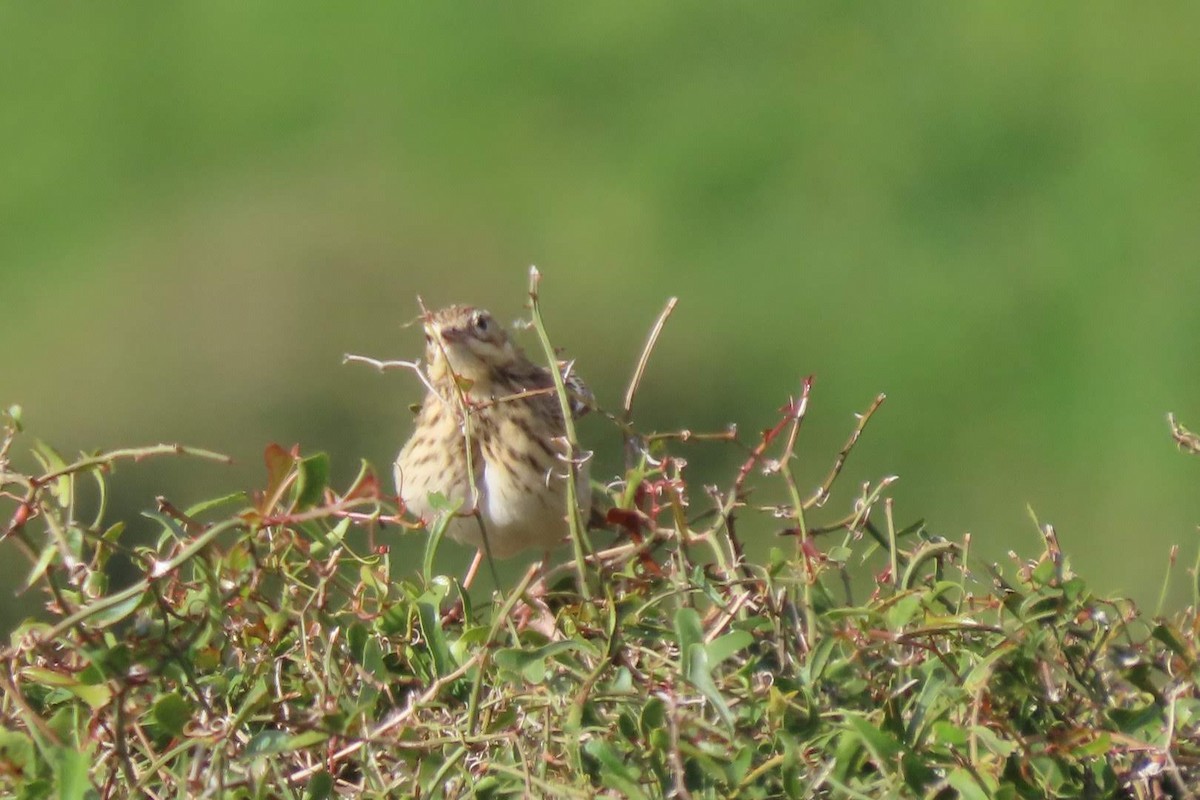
[
  {"left": 645, "top": 425, "right": 737, "bottom": 445},
  {"left": 528, "top": 266, "right": 593, "bottom": 600},
  {"left": 709, "top": 485, "right": 748, "bottom": 579},
  {"left": 733, "top": 399, "right": 796, "bottom": 494},
  {"left": 773, "top": 377, "right": 815, "bottom": 648},
  {"left": 35, "top": 444, "right": 232, "bottom": 485},
  {"left": 1168, "top": 412, "right": 1200, "bottom": 454},
  {"left": 804, "top": 393, "right": 886, "bottom": 511}
]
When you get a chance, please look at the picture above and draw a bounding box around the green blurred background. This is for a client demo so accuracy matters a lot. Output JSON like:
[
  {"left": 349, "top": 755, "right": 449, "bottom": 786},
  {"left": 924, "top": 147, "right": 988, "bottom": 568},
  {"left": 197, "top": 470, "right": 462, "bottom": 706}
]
[{"left": 4, "top": 5, "right": 1200, "bottom": 628}]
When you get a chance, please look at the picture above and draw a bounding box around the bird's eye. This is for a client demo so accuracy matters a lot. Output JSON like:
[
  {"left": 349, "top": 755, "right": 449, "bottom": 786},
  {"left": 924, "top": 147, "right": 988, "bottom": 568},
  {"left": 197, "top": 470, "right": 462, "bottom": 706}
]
[{"left": 472, "top": 312, "right": 491, "bottom": 334}]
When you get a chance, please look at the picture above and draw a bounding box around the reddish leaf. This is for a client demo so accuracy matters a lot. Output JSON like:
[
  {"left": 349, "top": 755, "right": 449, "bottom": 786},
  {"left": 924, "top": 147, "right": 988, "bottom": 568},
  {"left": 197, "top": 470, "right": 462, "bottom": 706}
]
[
  {"left": 606, "top": 508, "right": 643, "bottom": 538},
  {"left": 345, "top": 470, "right": 380, "bottom": 502},
  {"left": 263, "top": 444, "right": 295, "bottom": 498},
  {"left": 800, "top": 538, "right": 823, "bottom": 561}
]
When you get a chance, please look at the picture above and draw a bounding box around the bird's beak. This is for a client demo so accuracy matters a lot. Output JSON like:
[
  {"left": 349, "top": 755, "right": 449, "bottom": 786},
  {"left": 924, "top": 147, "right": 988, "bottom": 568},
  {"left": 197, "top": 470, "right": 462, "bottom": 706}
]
[{"left": 429, "top": 322, "right": 465, "bottom": 345}]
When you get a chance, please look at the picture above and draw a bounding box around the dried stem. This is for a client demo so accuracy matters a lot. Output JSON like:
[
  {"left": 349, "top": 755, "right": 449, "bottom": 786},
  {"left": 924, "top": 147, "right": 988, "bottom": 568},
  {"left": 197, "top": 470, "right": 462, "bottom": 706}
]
[{"left": 623, "top": 297, "right": 679, "bottom": 421}]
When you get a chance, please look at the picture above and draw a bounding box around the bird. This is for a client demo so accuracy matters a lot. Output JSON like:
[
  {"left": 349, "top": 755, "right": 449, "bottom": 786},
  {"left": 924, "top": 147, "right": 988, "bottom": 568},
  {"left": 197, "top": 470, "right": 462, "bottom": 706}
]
[{"left": 393, "top": 304, "right": 591, "bottom": 587}]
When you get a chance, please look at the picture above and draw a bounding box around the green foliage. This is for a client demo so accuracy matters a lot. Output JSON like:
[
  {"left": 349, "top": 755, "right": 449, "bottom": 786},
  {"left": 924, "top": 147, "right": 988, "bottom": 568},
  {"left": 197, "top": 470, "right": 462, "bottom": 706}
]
[{"left": 1, "top": 399, "right": 1199, "bottom": 798}]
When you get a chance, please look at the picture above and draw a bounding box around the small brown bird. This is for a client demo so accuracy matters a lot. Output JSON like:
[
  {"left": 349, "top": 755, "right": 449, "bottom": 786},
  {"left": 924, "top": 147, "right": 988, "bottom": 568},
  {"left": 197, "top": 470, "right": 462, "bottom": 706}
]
[{"left": 393, "top": 305, "right": 591, "bottom": 586}]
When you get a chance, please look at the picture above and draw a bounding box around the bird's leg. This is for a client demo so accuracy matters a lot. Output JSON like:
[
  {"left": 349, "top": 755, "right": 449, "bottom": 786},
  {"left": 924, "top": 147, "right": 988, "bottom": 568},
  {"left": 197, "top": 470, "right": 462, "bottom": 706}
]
[
  {"left": 534, "top": 549, "right": 552, "bottom": 595},
  {"left": 461, "top": 549, "right": 484, "bottom": 589},
  {"left": 514, "top": 550, "right": 558, "bottom": 636},
  {"left": 439, "top": 549, "right": 484, "bottom": 626}
]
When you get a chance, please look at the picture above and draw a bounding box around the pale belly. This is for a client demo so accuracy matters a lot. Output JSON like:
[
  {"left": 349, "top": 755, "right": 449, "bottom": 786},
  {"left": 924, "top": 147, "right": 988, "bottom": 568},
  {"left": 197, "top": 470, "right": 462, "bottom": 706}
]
[{"left": 395, "top": 456, "right": 590, "bottom": 559}]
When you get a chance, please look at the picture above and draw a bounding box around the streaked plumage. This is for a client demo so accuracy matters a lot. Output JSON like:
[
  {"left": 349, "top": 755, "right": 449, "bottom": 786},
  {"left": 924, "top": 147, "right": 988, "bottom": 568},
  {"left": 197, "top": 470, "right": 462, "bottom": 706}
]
[{"left": 393, "top": 305, "right": 590, "bottom": 561}]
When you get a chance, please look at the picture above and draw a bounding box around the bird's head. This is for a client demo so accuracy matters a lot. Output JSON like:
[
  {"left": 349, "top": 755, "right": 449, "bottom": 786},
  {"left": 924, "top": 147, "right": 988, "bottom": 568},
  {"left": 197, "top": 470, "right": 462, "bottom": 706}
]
[{"left": 422, "top": 305, "right": 522, "bottom": 388}]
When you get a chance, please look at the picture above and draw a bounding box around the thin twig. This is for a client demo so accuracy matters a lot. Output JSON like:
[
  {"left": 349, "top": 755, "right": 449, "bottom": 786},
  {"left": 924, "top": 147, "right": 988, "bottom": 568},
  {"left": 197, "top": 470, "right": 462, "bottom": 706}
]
[
  {"left": 645, "top": 424, "right": 738, "bottom": 444},
  {"left": 623, "top": 297, "right": 679, "bottom": 420},
  {"left": 1168, "top": 412, "right": 1200, "bottom": 454},
  {"left": 36, "top": 444, "right": 232, "bottom": 485},
  {"left": 343, "top": 353, "right": 439, "bottom": 399},
  {"left": 803, "top": 393, "right": 886, "bottom": 510},
  {"left": 527, "top": 266, "right": 593, "bottom": 599}
]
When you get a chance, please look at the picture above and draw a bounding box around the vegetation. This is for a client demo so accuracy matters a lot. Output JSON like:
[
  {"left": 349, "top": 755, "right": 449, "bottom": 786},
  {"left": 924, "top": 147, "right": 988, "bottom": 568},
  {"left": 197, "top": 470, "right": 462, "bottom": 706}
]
[
  {"left": 2, "top": 299, "right": 1199, "bottom": 798},
  {"left": 7, "top": 7, "right": 1200, "bottom": 615}
]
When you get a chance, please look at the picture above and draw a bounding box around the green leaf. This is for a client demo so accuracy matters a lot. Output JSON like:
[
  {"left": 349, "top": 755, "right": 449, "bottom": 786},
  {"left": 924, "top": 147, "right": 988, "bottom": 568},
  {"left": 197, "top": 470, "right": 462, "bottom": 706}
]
[
  {"left": 885, "top": 593, "right": 923, "bottom": 630},
  {"left": 826, "top": 545, "right": 852, "bottom": 564},
  {"left": 845, "top": 715, "right": 902, "bottom": 771},
  {"left": 421, "top": 498, "right": 459, "bottom": 586},
  {"left": 0, "top": 730, "right": 34, "bottom": 778},
  {"left": 22, "top": 666, "right": 75, "bottom": 687},
  {"left": 1108, "top": 704, "right": 1162, "bottom": 736},
  {"left": 931, "top": 720, "right": 968, "bottom": 747},
  {"left": 417, "top": 590, "right": 453, "bottom": 676},
  {"left": 705, "top": 630, "right": 752, "bottom": 667},
  {"left": 184, "top": 492, "right": 246, "bottom": 518},
  {"left": 495, "top": 641, "right": 590, "bottom": 684},
  {"left": 583, "top": 740, "right": 648, "bottom": 800},
  {"left": 971, "top": 725, "right": 1018, "bottom": 757},
  {"left": 962, "top": 644, "right": 1013, "bottom": 694},
  {"left": 153, "top": 694, "right": 192, "bottom": 737},
  {"left": 901, "top": 752, "right": 939, "bottom": 790},
  {"left": 908, "top": 666, "right": 951, "bottom": 739},
  {"left": 32, "top": 440, "right": 71, "bottom": 507},
  {"left": 19, "top": 777, "right": 53, "bottom": 800},
  {"left": 22, "top": 543, "right": 58, "bottom": 593},
  {"left": 46, "top": 708, "right": 80, "bottom": 749},
  {"left": 449, "top": 624, "right": 489, "bottom": 666},
  {"left": 640, "top": 697, "right": 665, "bottom": 737},
  {"left": 287, "top": 731, "right": 330, "bottom": 750},
  {"left": 141, "top": 510, "right": 188, "bottom": 542},
  {"left": 51, "top": 746, "right": 90, "bottom": 800},
  {"left": 830, "top": 729, "right": 862, "bottom": 785},
  {"left": 68, "top": 681, "right": 111, "bottom": 710},
  {"left": 347, "top": 622, "right": 368, "bottom": 660},
  {"left": 233, "top": 677, "right": 269, "bottom": 727},
  {"left": 310, "top": 517, "right": 350, "bottom": 557},
  {"left": 245, "top": 730, "right": 292, "bottom": 757},
  {"left": 1152, "top": 623, "right": 1194, "bottom": 664},
  {"left": 685, "top": 643, "right": 734, "bottom": 728},
  {"left": 803, "top": 633, "right": 838, "bottom": 684},
  {"left": 1072, "top": 731, "right": 1111, "bottom": 757},
  {"left": 304, "top": 771, "right": 334, "bottom": 800},
  {"left": 1061, "top": 576, "right": 1087, "bottom": 602},
  {"left": 1029, "top": 755, "right": 1067, "bottom": 792},
  {"left": 100, "top": 521, "right": 125, "bottom": 544},
  {"left": 1030, "top": 558, "right": 1057, "bottom": 586},
  {"left": 946, "top": 767, "right": 991, "bottom": 800},
  {"left": 673, "top": 607, "right": 703, "bottom": 663},
  {"left": 89, "top": 592, "right": 144, "bottom": 628},
  {"left": 295, "top": 452, "right": 331, "bottom": 509}
]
